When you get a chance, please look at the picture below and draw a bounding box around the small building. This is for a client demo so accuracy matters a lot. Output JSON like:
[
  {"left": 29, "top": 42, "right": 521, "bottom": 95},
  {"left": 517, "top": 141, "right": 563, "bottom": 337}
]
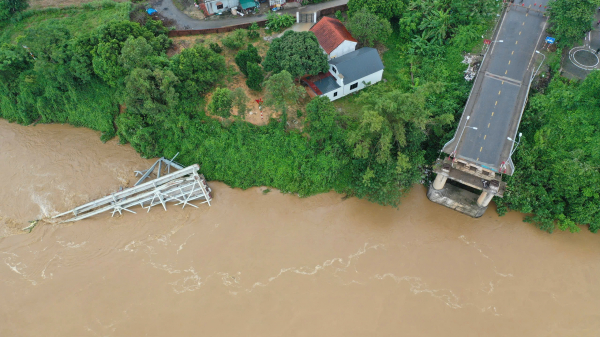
[
  {"left": 203, "top": 0, "right": 239, "bottom": 15},
  {"left": 306, "top": 48, "right": 384, "bottom": 101},
  {"left": 309, "top": 17, "right": 358, "bottom": 60}
]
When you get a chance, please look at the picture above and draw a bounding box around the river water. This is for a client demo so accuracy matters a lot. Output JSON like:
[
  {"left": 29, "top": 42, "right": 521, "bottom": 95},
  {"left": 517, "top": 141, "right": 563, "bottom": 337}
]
[{"left": 0, "top": 119, "right": 599, "bottom": 336}]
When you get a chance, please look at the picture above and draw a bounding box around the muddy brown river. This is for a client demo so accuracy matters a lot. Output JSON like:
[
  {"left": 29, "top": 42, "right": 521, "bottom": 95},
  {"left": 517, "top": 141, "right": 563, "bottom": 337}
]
[{"left": 1, "top": 119, "right": 599, "bottom": 336}]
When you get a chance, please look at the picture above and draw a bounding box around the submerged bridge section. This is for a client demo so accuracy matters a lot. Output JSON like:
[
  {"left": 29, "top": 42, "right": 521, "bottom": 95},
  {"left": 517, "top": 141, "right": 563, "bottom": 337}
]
[
  {"left": 53, "top": 156, "right": 212, "bottom": 223},
  {"left": 428, "top": 0, "right": 549, "bottom": 217}
]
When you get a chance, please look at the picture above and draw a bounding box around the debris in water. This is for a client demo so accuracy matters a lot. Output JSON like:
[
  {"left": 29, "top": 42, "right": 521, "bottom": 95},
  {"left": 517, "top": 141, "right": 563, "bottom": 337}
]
[{"left": 23, "top": 220, "right": 38, "bottom": 233}]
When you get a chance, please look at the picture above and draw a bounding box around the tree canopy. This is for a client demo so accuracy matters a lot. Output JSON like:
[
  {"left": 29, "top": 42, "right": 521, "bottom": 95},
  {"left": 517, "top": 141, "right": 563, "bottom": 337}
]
[
  {"left": 498, "top": 72, "right": 600, "bottom": 233},
  {"left": 264, "top": 70, "right": 305, "bottom": 115},
  {"left": 0, "top": 0, "right": 28, "bottom": 21},
  {"left": 346, "top": 7, "right": 392, "bottom": 47},
  {"left": 263, "top": 30, "right": 329, "bottom": 79},
  {"left": 347, "top": 0, "right": 406, "bottom": 21},
  {"left": 235, "top": 44, "right": 261, "bottom": 77},
  {"left": 547, "top": 0, "right": 598, "bottom": 46}
]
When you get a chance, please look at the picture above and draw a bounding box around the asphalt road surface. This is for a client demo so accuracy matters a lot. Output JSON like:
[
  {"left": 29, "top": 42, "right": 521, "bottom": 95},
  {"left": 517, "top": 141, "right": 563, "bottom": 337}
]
[{"left": 448, "top": 0, "right": 549, "bottom": 174}]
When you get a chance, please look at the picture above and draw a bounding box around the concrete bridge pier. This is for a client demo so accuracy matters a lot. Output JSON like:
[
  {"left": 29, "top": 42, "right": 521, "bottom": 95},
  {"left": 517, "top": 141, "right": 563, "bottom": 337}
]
[
  {"left": 432, "top": 163, "right": 451, "bottom": 190},
  {"left": 477, "top": 180, "right": 500, "bottom": 207}
]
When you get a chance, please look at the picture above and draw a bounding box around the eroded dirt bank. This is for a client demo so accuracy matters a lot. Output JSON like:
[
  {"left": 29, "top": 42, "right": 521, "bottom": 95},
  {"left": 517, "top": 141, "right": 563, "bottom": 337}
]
[{"left": 1, "top": 119, "right": 599, "bottom": 336}]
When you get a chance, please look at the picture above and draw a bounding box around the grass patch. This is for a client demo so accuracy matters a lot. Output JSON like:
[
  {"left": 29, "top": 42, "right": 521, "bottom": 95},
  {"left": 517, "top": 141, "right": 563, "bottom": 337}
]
[{"left": 0, "top": 0, "right": 131, "bottom": 44}]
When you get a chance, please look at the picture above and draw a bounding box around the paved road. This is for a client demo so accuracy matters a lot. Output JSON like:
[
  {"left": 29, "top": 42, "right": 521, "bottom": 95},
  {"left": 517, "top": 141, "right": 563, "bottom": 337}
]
[
  {"left": 443, "top": 0, "right": 550, "bottom": 175},
  {"left": 154, "top": 0, "right": 348, "bottom": 29},
  {"left": 561, "top": 9, "right": 600, "bottom": 80}
]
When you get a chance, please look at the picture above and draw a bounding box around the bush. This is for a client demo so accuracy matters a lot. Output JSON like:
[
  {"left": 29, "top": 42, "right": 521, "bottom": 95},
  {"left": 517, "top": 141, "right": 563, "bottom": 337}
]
[
  {"left": 247, "top": 22, "right": 260, "bottom": 39},
  {"left": 209, "top": 42, "right": 222, "bottom": 53},
  {"left": 246, "top": 62, "right": 264, "bottom": 91},
  {"left": 208, "top": 88, "right": 233, "bottom": 117},
  {"left": 234, "top": 44, "right": 261, "bottom": 76},
  {"left": 221, "top": 29, "right": 247, "bottom": 49},
  {"left": 335, "top": 10, "right": 344, "bottom": 22},
  {"left": 230, "top": 87, "right": 249, "bottom": 118},
  {"left": 0, "top": 0, "right": 29, "bottom": 22},
  {"left": 265, "top": 13, "right": 295, "bottom": 31}
]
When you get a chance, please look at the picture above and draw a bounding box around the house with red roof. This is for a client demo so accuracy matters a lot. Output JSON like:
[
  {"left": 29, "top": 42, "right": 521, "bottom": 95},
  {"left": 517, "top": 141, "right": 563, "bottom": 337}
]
[{"left": 309, "top": 16, "right": 358, "bottom": 60}]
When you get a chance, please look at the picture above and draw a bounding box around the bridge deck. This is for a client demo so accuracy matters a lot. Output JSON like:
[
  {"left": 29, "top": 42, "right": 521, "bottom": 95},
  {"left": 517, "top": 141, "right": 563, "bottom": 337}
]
[{"left": 443, "top": 1, "right": 549, "bottom": 175}]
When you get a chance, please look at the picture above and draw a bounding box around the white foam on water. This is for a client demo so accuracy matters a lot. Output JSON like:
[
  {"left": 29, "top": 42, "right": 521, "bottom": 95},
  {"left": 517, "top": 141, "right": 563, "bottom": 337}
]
[
  {"left": 374, "top": 273, "right": 462, "bottom": 309},
  {"left": 30, "top": 190, "right": 56, "bottom": 219},
  {"left": 176, "top": 233, "right": 195, "bottom": 254},
  {"left": 248, "top": 243, "right": 385, "bottom": 291},
  {"left": 3, "top": 256, "right": 37, "bottom": 285}
]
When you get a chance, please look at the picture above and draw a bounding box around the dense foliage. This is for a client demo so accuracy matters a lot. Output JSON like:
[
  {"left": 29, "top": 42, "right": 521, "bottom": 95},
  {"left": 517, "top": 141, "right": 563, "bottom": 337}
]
[
  {"left": 263, "top": 70, "right": 305, "bottom": 115},
  {"left": 263, "top": 30, "right": 329, "bottom": 79},
  {"left": 547, "top": 0, "right": 599, "bottom": 47},
  {"left": 230, "top": 87, "right": 249, "bottom": 118},
  {"left": 246, "top": 61, "right": 264, "bottom": 91},
  {"left": 346, "top": 8, "right": 392, "bottom": 47},
  {"left": 208, "top": 88, "right": 233, "bottom": 118},
  {"left": 221, "top": 29, "right": 247, "bottom": 49},
  {"left": 234, "top": 44, "right": 261, "bottom": 77},
  {"left": 497, "top": 72, "right": 600, "bottom": 233},
  {"left": 0, "top": 0, "right": 28, "bottom": 21},
  {"left": 265, "top": 13, "right": 295, "bottom": 31}
]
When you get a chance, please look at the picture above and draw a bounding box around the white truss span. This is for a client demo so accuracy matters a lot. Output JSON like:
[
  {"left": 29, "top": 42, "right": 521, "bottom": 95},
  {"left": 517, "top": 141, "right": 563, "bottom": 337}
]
[{"left": 53, "top": 158, "right": 212, "bottom": 223}]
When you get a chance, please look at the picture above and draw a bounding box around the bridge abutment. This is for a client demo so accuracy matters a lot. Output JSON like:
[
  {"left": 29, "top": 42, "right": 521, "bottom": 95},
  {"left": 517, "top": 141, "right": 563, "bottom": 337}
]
[
  {"left": 427, "top": 159, "right": 506, "bottom": 218},
  {"left": 432, "top": 163, "right": 451, "bottom": 190},
  {"left": 476, "top": 180, "right": 500, "bottom": 207}
]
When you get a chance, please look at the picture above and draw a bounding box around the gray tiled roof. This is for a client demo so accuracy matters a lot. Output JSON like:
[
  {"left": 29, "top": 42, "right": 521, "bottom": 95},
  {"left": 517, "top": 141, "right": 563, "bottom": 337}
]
[
  {"left": 329, "top": 48, "right": 384, "bottom": 84},
  {"left": 313, "top": 76, "right": 340, "bottom": 94}
]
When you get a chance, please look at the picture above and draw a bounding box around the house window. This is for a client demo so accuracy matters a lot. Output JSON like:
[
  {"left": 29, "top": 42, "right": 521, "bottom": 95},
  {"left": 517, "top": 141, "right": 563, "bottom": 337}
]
[
  {"left": 350, "top": 83, "right": 358, "bottom": 90},
  {"left": 333, "top": 92, "right": 338, "bottom": 97},
  {"left": 216, "top": 2, "right": 224, "bottom": 9},
  {"left": 332, "top": 66, "right": 337, "bottom": 74}
]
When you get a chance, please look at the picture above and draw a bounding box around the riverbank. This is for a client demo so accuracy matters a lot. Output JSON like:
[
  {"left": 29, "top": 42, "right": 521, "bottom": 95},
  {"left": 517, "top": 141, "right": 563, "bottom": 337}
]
[{"left": 1, "top": 119, "right": 599, "bottom": 336}]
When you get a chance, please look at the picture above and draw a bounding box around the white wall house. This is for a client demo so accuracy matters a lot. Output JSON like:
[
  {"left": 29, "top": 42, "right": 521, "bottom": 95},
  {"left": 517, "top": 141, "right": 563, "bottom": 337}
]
[
  {"left": 309, "top": 48, "right": 384, "bottom": 102},
  {"left": 309, "top": 17, "right": 358, "bottom": 60},
  {"left": 327, "top": 40, "right": 357, "bottom": 60}
]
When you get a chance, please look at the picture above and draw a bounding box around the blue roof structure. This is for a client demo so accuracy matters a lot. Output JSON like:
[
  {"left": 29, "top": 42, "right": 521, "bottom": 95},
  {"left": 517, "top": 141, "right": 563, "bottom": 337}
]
[
  {"left": 313, "top": 76, "right": 340, "bottom": 94},
  {"left": 147, "top": 8, "right": 158, "bottom": 15}
]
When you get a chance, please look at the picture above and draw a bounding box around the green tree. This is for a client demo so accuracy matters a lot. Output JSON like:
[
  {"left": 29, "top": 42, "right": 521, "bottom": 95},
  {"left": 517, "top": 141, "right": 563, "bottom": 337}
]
[
  {"left": 498, "top": 72, "right": 600, "bottom": 233},
  {"left": 263, "top": 70, "right": 305, "bottom": 115},
  {"left": 171, "top": 44, "right": 226, "bottom": 96},
  {"left": 263, "top": 30, "right": 329, "bottom": 79},
  {"left": 346, "top": 7, "right": 392, "bottom": 47},
  {"left": 547, "top": 0, "right": 598, "bottom": 46},
  {"left": 348, "top": 83, "right": 452, "bottom": 169},
  {"left": 122, "top": 67, "right": 179, "bottom": 121},
  {"left": 265, "top": 13, "right": 295, "bottom": 31},
  {"left": 347, "top": 0, "right": 405, "bottom": 20},
  {"left": 247, "top": 22, "right": 260, "bottom": 39},
  {"left": 230, "top": 87, "right": 249, "bottom": 118},
  {"left": 0, "top": 0, "right": 28, "bottom": 21},
  {"left": 246, "top": 62, "right": 264, "bottom": 91},
  {"left": 235, "top": 44, "right": 261, "bottom": 76},
  {"left": 306, "top": 96, "right": 346, "bottom": 145},
  {"left": 221, "top": 29, "right": 247, "bottom": 49},
  {"left": 119, "top": 36, "right": 155, "bottom": 71},
  {"left": 208, "top": 87, "right": 233, "bottom": 118}
]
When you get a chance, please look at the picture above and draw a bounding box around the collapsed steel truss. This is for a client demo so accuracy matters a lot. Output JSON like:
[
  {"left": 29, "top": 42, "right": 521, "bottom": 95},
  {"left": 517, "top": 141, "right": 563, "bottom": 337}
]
[{"left": 53, "top": 156, "right": 212, "bottom": 223}]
